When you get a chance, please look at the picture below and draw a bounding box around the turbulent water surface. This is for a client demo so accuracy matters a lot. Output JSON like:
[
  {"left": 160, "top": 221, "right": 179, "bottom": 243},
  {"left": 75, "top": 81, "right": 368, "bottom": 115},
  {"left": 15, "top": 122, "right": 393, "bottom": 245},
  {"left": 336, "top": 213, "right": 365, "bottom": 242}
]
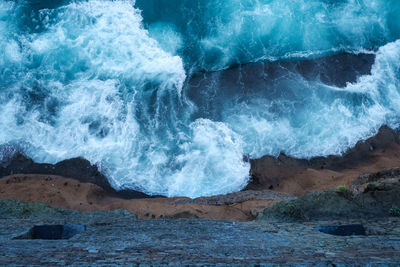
[{"left": 0, "top": 0, "right": 400, "bottom": 197}]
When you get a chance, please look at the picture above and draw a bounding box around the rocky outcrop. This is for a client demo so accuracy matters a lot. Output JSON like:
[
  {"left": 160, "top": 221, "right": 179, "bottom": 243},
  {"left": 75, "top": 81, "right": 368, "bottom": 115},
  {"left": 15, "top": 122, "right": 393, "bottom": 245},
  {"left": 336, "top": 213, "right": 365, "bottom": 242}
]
[
  {"left": 351, "top": 167, "right": 400, "bottom": 191},
  {"left": 260, "top": 178, "right": 400, "bottom": 222},
  {"left": 0, "top": 154, "right": 152, "bottom": 199},
  {"left": 248, "top": 125, "right": 400, "bottom": 191}
]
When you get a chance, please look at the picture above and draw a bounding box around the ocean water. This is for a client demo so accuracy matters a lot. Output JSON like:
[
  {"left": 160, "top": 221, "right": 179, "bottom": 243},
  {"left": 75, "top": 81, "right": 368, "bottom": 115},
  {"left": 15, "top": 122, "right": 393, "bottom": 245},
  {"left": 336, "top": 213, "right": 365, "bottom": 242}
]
[{"left": 0, "top": 0, "right": 399, "bottom": 197}]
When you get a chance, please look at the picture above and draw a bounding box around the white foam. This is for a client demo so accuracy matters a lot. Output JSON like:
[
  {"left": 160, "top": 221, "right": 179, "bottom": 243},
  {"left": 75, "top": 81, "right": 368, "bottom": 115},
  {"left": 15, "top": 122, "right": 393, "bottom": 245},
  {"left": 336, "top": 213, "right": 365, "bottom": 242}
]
[
  {"left": 165, "top": 119, "right": 250, "bottom": 197},
  {"left": 0, "top": 0, "right": 251, "bottom": 197}
]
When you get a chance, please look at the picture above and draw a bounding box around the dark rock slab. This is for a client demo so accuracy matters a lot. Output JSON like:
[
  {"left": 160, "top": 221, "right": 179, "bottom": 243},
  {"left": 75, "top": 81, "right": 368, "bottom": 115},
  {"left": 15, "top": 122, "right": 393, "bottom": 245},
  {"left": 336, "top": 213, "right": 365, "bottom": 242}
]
[
  {"left": 294, "top": 52, "right": 375, "bottom": 87},
  {"left": 187, "top": 52, "right": 375, "bottom": 121},
  {"left": 189, "top": 52, "right": 375, "bottom": 93}
]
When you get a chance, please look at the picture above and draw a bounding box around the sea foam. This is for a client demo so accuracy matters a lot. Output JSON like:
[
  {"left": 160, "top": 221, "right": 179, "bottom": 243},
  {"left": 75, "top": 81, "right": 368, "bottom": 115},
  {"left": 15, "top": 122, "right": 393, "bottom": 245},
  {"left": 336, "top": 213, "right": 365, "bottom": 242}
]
[
  {"left": 0, "top": 0, "right": 399, "bottom": 197},
  {"left": 0, "top": 0, "right": 249, "bottom": 197}
]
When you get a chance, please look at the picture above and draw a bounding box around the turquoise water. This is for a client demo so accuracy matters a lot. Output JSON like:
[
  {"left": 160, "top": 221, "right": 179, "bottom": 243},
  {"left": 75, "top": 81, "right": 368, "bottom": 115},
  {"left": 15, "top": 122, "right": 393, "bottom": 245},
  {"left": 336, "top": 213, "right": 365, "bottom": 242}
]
[
  {"left": 0, "top": 0, "right": 400, "bottom": 197},
  {"left": 137, "top": 0, "right": 400, "bottom": 71}
]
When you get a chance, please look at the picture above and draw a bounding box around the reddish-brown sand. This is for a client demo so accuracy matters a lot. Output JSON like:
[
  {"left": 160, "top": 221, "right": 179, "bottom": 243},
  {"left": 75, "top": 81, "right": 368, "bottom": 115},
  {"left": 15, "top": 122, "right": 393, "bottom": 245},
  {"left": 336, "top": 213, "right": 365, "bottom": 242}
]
[
  {"left": 0, "top": 174, "right": 276, "bottom": 221},
  {"left": 276, "top": 144, "right": 400, "bottom": 196}
]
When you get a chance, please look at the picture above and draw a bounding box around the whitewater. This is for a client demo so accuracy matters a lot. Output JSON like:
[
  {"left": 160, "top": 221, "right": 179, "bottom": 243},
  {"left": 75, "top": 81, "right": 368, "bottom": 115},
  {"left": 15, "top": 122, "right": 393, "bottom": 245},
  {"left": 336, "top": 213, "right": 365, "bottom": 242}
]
[{"left": 0, "top": 0, "right": 399, "bottom": 197}]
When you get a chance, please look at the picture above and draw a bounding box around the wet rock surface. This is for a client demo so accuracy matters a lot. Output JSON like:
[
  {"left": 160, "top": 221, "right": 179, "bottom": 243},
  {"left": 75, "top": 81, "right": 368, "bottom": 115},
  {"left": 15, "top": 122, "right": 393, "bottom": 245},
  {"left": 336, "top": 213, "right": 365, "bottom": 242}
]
[
  {"left": 0, "top": 200, "right": 399, "bottom": 265},
  {"left": 188, "top": 53, "right": 375, "bottom": 121}
]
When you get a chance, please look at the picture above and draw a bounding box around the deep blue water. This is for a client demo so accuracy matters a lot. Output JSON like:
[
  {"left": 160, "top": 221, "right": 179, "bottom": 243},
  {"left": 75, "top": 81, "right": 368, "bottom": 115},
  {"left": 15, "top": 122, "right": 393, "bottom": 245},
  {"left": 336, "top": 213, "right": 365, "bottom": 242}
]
[{"left": 1, "top": 0, "right": 400, "bottom": 197}]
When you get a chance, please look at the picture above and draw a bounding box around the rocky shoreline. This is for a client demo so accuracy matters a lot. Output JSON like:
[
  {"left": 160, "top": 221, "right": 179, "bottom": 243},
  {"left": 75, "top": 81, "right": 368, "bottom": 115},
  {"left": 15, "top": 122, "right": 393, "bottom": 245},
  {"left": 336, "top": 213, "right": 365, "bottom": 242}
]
[
  {"left": 1, "top": 125, "right": 400, "bottom": 221},
  {"left": 248, "top": 125, "right": 400, "bottom": 193},
  {"left": 1, "top": 125, "right": 400, "bottom": 199},
  {"left": 1, "top": 128, "right": 400, "bottom": 264},
  {"left": 0, "top": 174, "right": 285, "bottom": 221}
]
